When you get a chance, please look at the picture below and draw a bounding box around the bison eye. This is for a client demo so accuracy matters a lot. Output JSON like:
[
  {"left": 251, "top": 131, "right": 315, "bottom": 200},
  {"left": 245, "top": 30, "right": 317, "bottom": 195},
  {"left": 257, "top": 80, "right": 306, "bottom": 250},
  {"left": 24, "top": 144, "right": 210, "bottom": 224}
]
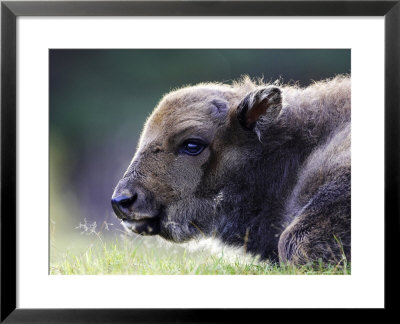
[{"left": 181, "top": 140, "right": 207, "bottom": 156}]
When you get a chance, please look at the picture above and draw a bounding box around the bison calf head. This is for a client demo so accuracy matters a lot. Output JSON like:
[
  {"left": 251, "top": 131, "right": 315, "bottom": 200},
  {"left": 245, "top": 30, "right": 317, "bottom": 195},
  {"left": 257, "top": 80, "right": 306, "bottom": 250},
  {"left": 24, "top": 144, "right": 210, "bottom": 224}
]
[{"left": 112, "top": 81, "right": 282, "bottom": 243}]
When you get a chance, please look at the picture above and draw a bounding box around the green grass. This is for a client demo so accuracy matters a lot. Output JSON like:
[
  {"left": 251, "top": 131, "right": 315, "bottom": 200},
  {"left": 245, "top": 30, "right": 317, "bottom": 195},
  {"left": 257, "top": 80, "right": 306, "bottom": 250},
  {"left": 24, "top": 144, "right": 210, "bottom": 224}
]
[{"left": 50, "top": 229, "right": 351, "bottom": 275}]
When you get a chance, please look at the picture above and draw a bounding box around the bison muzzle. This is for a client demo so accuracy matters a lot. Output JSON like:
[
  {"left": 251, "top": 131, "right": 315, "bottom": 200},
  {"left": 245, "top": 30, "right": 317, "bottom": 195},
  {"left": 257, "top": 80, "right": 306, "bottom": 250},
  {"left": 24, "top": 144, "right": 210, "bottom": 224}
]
[{"left": 112, "top": 75, "right": 351, "bottom": 265}]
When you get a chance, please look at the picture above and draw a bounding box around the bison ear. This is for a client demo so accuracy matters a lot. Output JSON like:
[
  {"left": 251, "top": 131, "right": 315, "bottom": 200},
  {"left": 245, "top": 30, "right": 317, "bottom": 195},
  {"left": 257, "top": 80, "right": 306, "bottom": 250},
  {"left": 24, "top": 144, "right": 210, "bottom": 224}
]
[{"left": 237, "top": 86, "right": 282, "bottom": 130}]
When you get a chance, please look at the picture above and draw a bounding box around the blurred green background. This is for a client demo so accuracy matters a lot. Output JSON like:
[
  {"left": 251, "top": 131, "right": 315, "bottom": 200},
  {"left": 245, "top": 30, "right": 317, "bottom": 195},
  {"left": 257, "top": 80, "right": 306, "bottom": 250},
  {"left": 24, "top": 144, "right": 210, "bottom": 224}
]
[{"left": 49, "top": 49, "right": 350, "bottom": 248}]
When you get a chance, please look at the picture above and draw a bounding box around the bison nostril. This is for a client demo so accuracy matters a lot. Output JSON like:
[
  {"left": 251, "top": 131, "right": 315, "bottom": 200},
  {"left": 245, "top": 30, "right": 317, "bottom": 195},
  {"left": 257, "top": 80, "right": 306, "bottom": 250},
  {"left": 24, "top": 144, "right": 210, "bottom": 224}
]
[
  {"left": 113, "top": 195, "right": 136, "bottom": 207},
  {"left": 111, "top": 194, "right": 137, "bottom": 218},
  {"left": 120, "top": 195, "right": 137, "bottom": 208}
]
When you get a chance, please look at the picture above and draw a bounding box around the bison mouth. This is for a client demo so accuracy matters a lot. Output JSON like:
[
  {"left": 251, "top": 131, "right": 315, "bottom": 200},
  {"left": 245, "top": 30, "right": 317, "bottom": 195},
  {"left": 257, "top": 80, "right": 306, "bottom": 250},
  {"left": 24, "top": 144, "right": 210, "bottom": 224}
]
[{"left": 121, "top": 216, "right": 161, "bottom": 236}]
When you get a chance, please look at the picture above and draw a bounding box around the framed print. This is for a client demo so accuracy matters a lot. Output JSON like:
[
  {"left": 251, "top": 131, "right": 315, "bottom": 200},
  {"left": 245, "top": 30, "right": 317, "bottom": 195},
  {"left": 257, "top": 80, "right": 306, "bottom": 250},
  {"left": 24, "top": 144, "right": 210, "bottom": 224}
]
[{"left": 1, "top": 0, "right": 399, "bottom": 322}]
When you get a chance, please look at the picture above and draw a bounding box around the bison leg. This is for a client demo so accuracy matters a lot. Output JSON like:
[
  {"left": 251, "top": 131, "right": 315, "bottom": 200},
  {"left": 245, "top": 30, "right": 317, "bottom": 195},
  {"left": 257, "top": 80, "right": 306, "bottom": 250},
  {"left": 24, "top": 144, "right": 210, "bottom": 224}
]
[
  {"left": 278, "top": 197, "right": 351, "bottom": 266},
  {"left": 279, "top": 125, "right": 351, "bottom": 266}
]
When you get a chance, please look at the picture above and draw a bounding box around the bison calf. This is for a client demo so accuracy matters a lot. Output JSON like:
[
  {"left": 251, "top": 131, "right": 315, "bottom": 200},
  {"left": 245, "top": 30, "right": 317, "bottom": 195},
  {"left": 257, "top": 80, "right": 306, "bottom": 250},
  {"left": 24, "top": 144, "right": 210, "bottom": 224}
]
[{"left": 112, "top": 76, "right": 351, "bottom": 265}]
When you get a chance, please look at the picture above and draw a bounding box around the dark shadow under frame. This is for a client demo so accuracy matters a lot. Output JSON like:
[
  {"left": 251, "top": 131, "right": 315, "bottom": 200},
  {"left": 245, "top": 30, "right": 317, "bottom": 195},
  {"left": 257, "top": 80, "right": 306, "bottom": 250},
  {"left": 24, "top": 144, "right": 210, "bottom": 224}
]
[{"left": 1, "top": 1, "right": 399, "bottom": 322}]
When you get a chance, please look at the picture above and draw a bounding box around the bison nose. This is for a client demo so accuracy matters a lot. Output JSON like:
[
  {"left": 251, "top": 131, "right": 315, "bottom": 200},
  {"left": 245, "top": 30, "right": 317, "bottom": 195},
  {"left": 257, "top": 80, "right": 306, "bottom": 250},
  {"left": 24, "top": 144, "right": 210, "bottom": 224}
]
[{"left": 111, "top": 194, "right": 137, "bottom": 219}]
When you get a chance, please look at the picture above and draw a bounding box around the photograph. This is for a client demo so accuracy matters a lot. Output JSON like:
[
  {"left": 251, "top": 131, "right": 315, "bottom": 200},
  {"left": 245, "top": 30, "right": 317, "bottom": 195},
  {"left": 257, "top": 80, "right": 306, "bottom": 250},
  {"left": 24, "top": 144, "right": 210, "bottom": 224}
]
[
  {"left": 2, "top": 0, "right": 397, "bottom": 319},
  {"left": 49, "top": 49, "right": 351, "bottom": 275}
]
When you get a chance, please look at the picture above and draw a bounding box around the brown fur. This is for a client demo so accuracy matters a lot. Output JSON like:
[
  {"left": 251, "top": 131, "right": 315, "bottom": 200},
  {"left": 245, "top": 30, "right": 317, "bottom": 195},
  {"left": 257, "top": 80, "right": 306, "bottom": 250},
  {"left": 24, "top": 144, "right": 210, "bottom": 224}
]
[{"left": 112, "top": 75, "right": 351, "bottom": 265}]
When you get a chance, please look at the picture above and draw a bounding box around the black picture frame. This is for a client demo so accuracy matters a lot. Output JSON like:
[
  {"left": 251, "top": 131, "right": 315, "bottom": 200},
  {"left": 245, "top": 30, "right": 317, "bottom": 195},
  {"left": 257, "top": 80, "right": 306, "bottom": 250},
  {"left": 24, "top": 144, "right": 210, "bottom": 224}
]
[{"left": 1, "top": 0, "right": 398, "bottom": 322}]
